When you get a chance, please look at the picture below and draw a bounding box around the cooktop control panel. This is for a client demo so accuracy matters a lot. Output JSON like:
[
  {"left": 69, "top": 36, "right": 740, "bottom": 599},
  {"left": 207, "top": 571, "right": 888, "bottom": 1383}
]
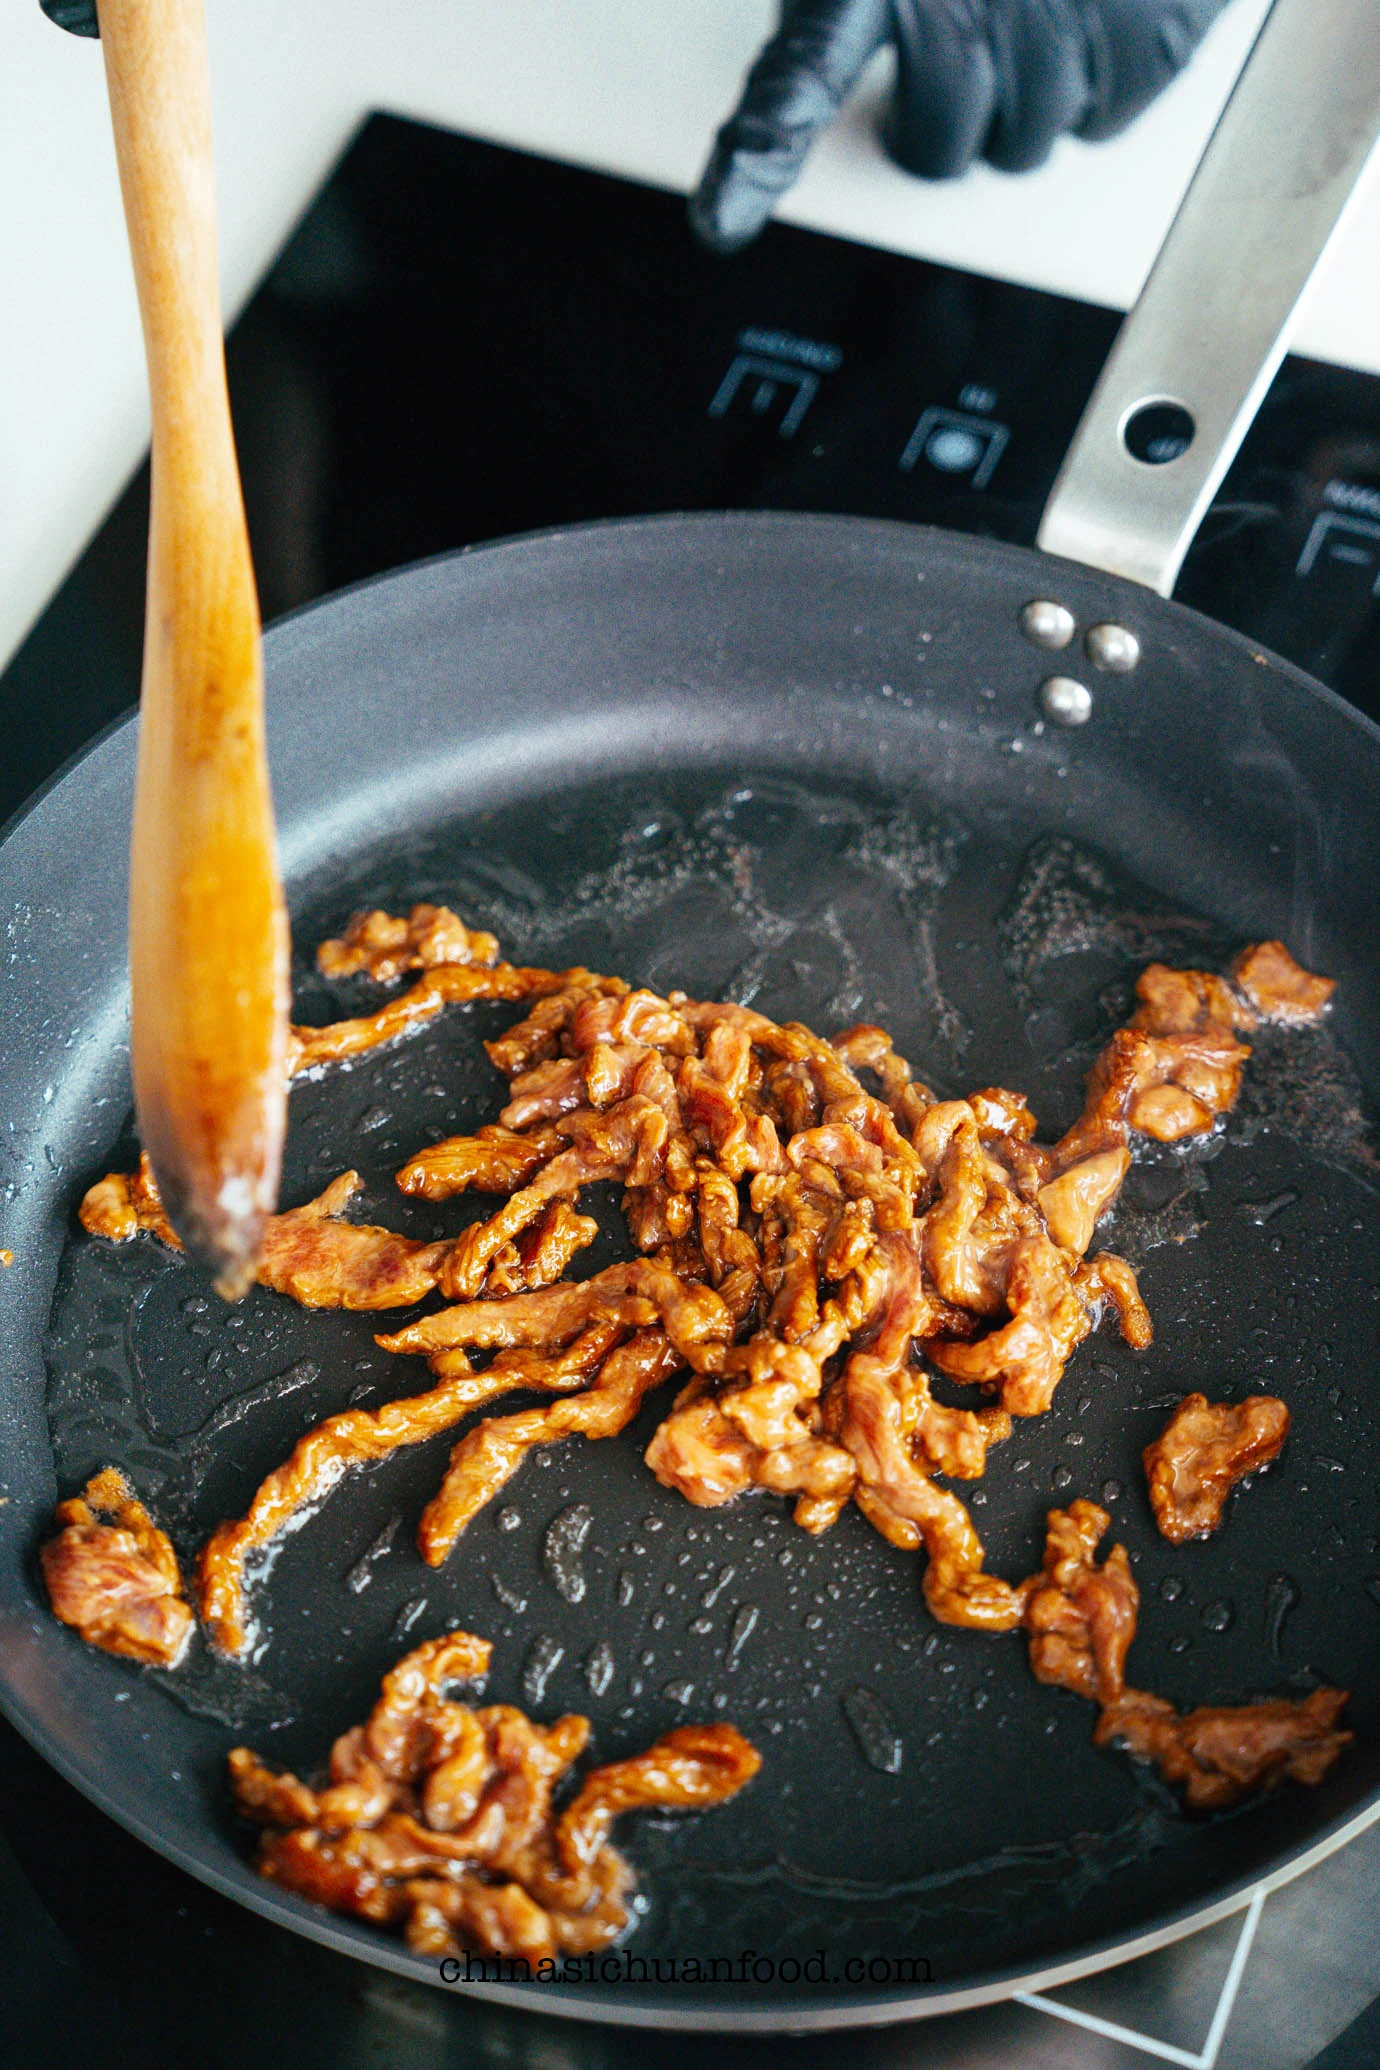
[{"left": 257, "top": 117, "right": 1380, "bottom": 706}]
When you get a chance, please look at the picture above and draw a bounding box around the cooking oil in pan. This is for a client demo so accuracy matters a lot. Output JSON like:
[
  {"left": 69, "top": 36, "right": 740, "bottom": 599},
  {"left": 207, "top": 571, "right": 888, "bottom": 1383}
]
[{"left": 36, "top": 779, "right": 1380, "bottom": 1973}]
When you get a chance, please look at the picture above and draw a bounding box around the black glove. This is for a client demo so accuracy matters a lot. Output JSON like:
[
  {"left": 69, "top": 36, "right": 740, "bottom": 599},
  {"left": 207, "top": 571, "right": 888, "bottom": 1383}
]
[
  {"left": 40, "top": 0, "right": 99, "bottom": 33},
  {"left": 691, "top": 0, "right": 1231, "bottom": 253}
]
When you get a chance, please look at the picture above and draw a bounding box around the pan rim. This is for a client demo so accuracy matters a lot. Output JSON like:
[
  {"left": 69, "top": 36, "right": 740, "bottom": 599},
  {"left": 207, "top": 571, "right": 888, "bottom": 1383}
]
[
  {"left": 7, "top": 510, "right": 1380, "bottom": 857},
  {"left": 4, "top": 506, "right": 1379, "bottom": 2029},
  {"left": 260, "top": 503, "right": 1380, "bottom": 748},
  {"left": 3, "top": 1661, "right": 1378, "bottom": 2031}
]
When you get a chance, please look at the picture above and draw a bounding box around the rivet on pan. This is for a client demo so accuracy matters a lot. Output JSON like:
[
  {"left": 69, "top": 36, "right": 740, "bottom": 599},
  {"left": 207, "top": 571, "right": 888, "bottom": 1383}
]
[
  {"left": 1085, "top": 622, "right": 1141, "bottom": 673},
  {"left": 1019, "top": 599, "right": 1076, "bottom": 650},
  {"left": 1039, "top": 676, "right": 1093, "bottom": 727}
]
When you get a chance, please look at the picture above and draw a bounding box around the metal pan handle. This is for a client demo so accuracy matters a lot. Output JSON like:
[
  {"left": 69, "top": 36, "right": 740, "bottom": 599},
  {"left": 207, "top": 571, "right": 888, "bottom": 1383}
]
[{"left": 1036, "top": 0, "right": 1380, "bottom": 597}]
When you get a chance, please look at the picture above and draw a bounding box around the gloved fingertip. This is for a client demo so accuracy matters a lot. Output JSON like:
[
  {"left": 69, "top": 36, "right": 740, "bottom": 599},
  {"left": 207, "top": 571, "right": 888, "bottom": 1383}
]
[
  {"left": 883, "top": 106, "right": 980, "bottom": 184},
  {"left": 980, "top": 128, "right": 1062, "bottom": 177},
  {"left": 687, "top": 157, "right": 776, "bottom": 256},
  {"left": 39, "top": 0, "right": 100, "bottom": 36}
]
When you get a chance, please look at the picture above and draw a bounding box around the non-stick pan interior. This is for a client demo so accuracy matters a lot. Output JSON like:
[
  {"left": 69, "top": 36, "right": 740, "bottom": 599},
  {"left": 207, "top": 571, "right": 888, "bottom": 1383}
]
[{"left": 2, "top": 513, "right": 1379, "bottom": 2028}]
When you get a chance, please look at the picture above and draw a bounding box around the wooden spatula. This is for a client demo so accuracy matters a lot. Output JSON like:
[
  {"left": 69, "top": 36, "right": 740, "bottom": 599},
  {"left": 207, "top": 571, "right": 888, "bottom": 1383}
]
[{"left": 99, "top": 0, "right": 288, "bottom": 1297}]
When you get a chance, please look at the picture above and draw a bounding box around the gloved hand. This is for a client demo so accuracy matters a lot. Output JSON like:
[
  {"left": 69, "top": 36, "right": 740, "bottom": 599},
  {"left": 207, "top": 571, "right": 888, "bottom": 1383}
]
[
  {"left": 40, "top": 0, "right": 99, "bottom": 33},
  {"left": 691, "top": 0, "right": 1231, "bottom": 253}
]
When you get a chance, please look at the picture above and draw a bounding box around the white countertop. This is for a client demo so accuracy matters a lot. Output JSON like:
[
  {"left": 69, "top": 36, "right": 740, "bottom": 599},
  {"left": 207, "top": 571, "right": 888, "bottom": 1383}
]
[{"left": 4, "top": 0, "right": 1379, "bottom": 673}]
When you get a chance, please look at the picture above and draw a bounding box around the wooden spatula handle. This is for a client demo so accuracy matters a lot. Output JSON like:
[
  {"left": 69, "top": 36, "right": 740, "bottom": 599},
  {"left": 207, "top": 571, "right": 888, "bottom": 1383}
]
[{"left": 101, "top": 0, "right": 289, "bottom": 1296}]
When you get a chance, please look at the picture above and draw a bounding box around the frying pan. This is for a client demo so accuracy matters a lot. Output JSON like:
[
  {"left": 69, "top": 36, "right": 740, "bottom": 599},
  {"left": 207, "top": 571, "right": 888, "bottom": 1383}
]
[{"left": 2, "top": 0, "right": 1380, "bottom": 2034}]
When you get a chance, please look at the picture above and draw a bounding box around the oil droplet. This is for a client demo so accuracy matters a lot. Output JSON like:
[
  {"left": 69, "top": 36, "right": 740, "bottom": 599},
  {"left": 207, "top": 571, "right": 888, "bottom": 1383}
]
[
  {"left": 542, "top": 1502, "right": 593, "bottom": 1604},
  {"left": 1169, "top": 1634, "right": 1193, "bottom": 1654},
  {"left": 690, "top": 1616, "right": 714, "bottom": 1636},
  {"left": 1236, "top": 1189, "right": 1298, "bottom": 1226},
  {"left": 663, "top": 1680, "right": 695, "bottom": 1705},
  {"left": 726, "top": 1604, "right": 758, "bottom": 1669},
  {"left": 496, "top": 1507, "right": 522, "bottom": 1533},
  {"left": 1265, "top": 1573, "right": 1300, "bottom": 1661},
  {"left": 617, "top": 1570, "right": 635, "bottom": 1606},
  {"left": 521, "top": 1634, "right": 564, "bottom": 1707},
  {"left": 841, "top": 1687, "right": 903, "bottom": 1774},
  {"left": 392, "top": 1596, "right": 427, "bottom": 1637},
  {"left": 342, "top": 1512, "right": 400, "bottom": 1594},
  {"left": 1363, "top": 1577, "right": 1380, "bottom": 1608},
  {"left": 701, "top": 1564, "right": 736, "bottom": 1609},
  {"left": 1051, "top": 1465, "right": 1073, "bottom": 1490},
  {"left": 1101, "top": 1479, "right": 1123, "bottom": 1503},
  {"left": 584, "top": 1641, "right": 615, "bottom": 1697},
  {"left": 1200, "top": 1599, "right": 1234, "bottom": 1633},
  {"left": 1160, "top": 1577, "right": 1184, "bottom": 1602},
  {"left": 491, "top": 1574, "right": 527, "bottom": 1614}
]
